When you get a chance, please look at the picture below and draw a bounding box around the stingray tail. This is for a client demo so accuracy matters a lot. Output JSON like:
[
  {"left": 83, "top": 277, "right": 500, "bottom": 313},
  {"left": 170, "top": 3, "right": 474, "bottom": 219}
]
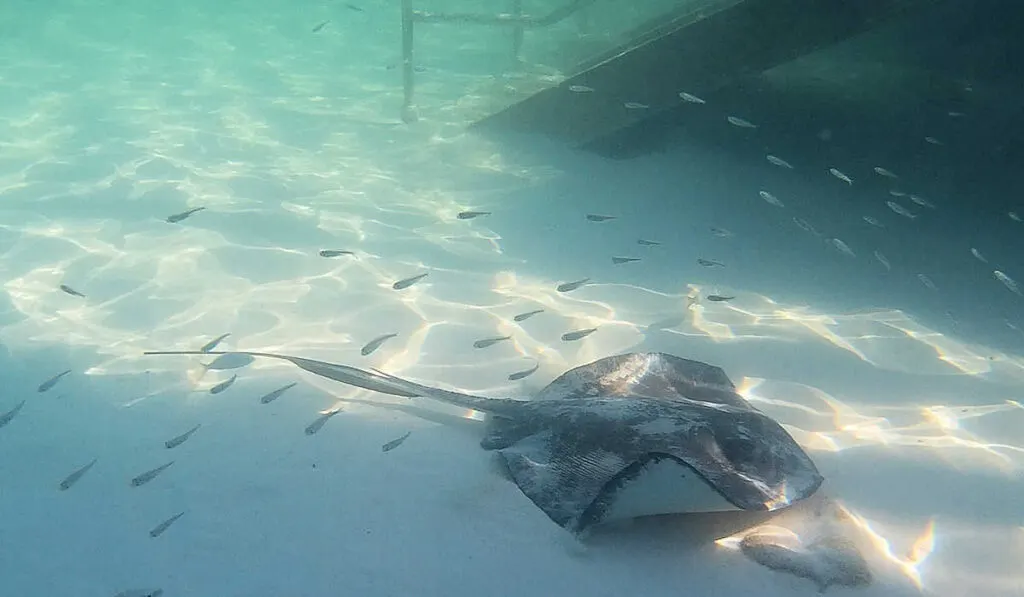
[
  {"left": 144, "top": 350, "right": 419, "bottom": 398},
  {"left": 363, "top": 366, "right": 517, "bottom": 414},
  {"left": 327, "top": 396, "right": 485, "bottom": 428},
  {"left": 142, "top": 350, "right": 514, "bottom": 414}
]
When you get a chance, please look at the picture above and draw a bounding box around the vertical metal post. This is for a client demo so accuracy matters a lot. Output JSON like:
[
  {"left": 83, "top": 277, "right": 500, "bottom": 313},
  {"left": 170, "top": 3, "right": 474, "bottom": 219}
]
[
  {"left": 574, "top": 3, "right": 591, "bottom": 35},
  {"left": 400, "top": 0, "right": 418, "bottom": 123},
  {"left": 511, "top": 0, "right": 524, "bottom": 65}
]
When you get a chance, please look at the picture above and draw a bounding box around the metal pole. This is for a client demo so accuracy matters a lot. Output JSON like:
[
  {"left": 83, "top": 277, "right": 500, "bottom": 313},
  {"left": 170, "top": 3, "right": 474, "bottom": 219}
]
[
  {"left": 511, "top": 0, "right": 524, "bottom": 65},
  {"left": 575, "top": 3, "right": 591, "bottom": 35},
  {"left": 401, "top": 0, "right": 418, "bottom": 123}
]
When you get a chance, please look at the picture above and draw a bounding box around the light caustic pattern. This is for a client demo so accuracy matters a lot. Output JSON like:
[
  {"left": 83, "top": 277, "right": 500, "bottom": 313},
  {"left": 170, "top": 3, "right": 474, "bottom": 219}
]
[{"left": 0, "top": 2, "right": 1023, "bottom": 597}]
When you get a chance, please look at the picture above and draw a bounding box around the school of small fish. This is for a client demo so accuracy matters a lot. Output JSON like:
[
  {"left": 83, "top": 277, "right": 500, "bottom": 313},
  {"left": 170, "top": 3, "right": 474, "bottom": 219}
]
[
  {"left": 647, "top": 81, "right": 1023, "bottom": 313},
  {"left": 6, "top": 32, "right": 1022, "bottom": 597},
  {"left": 10, "top": 345, "right": 418, "bottom": 597},
  {"left": 18, "top": 158, "right": 767, "bottom": 597}
]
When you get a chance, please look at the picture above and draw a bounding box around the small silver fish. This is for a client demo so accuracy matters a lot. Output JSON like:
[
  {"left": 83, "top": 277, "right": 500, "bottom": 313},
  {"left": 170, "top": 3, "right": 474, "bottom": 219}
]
[
  {"left": 508, "top": 363, "right": 539, "bottom": 381},
  {"left": 759, "top": 190, "right": 784, "bottom": 207},
  {"left": 561, "top": 328, "right": 597, "bottom": 342},
  {"left": 193, "top": 354, "right": 237, "bottom": 385},
  {"left": 637, "top": 238, "right": 661, "bottom": 246},
  {"left": 874, "top": 250, "right": 891, "bottom": 270},
  {"left": 382, "top": 431, "right": 412, "bottom": 452},
  {"left": 0, "top": 400, "right": 25, "bottom": 429},
  {"left": 909, "top": 195, "right": 935, "bottom": 209},
  {"left": 726, "top": 115, "right": 756, "bottom": 128},
  {"left": 130, "top": 461, "right": 174, "bottom": 487},
  {"left": 793, "top": 217, "right": 821, "bottom": 236},
  {"left": 706, "top": 295, "right": 735, "bottom": 302},
  {"left": 917, "top": 273, "right": 937, "bottom": 290},
  {"left": 259, "top": 382, "right": 298, "bottom": 404},
  {"left": 556, "top": 278, "right": 590, "bottom": 292},
  {"left": 889, "top": 189, "right": 907, "bottom": 197},
  {"left": 59, "top": 284, "right": 86, "bottom": 298},
  {"left": 766, "top": 155, "right": 794, "bottom": 169},
  {"left": 829, "top": 238, "right": 856, "bottom": 257},
  {"left": 166, "top": 207, "right": 205, "bottom": 223},
  {"left": 149, "top": 511, "right": 185, "bottom": 539},
  {"left": 585, "top": 214, "right": 616, "bottom": 222},
  {"left": 886, "top": 201, "right": 917, "bottom": 219},
  {"left": 392, "top": 273, "right": 428, "bottom": 290},
  {"left": 114, "top": 590, "right": 164, "bottom": 597},
  {"left": 204, "top": 353, "right": 254, "bottom": 371},
  {"left": 697, "top": 258, "right": 724, "bottom": 267},
  {"left": 319, "top": 249, "right": 355, "bottom": 258},
  {"left": 924, "top": 136, "right": 943, "bottom": 145},
  {"left": 568, "top": 85, "right": 594, "bottom": 93},
  {"left": 513, "top": 309, "right": 544, "bottom": 322},
  {"left": 611, "top": 256, "right": 641, "bottom": 264},
  {"left": 164, "top": 424, "right": 201, "bottom": 449},
  {"left": 305, "top": 409, "right": 340, "bottom": 436},
  {"left": 473, "top": 335, "right": 512, "bottom": 349},
  {"left": 361, "top": 333, "right": 398, "bottom": 356},
  {"left": 209, "top": 374, "right": 237, "bottom": 395},
  {"left": 623, "top": 102, "right": 649, "bottom": 110},
  {"left": 709, "top": 227, "right": 733, "bottom": 238},
  {"left": 58, "top": 458, "right": 97, "bottom": 491},
  {"left": 862, "top": 216, "right": 885, "bottom": 228},
  {"left": 970, "top": 248, "right": 987, "bottom": 263},
  {"left": 457, "top": 211, "right": 491, "bottom": 220},
  {"left": 38, "top": 369, "right": 72, "bottom": 393},
  {"left": 199, "top": 333, "right": 230, "bottom": 353},
  {"left": 678, "top": 91, "right": 705, "bottom": 104},
  {"left": 994, "top": 270, "right": 1022, "bottom": 296},
  {"left": 873, "top": 167, "right": 898, "bottom": 178},
  {"left": 311, "top": 20, "right": 330, "bottom": 33},
  {"left": 1009, "top": 211, "right": 1022, "bottom": 223},
  {"left": 829, "top": 168, "right": 853, "bottom": 184}
]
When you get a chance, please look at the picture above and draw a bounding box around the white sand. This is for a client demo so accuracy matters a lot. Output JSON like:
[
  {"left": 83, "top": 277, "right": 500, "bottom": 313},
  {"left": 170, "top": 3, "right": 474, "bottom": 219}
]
[{"left": 0, "top": 1, "right": 1022, "bottom": 596}]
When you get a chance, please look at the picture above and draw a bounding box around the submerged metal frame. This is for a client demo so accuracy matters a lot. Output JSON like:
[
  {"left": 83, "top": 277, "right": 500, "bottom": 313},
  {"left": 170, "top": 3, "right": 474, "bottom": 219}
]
[{"left": 399, "top": 0, "right": 600, "bottom": 122}]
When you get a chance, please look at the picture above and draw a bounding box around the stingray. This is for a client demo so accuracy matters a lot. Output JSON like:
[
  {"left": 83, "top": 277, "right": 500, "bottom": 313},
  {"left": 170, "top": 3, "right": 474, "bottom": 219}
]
[{"left": 143, "top": 350, "right": 823, "bottom": 533}]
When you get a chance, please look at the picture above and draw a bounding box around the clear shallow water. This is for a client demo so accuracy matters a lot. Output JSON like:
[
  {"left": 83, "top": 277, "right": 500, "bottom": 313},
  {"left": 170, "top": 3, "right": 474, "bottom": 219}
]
[{"left": 1, "top": 1, "right": 1022, "bottom": 596}]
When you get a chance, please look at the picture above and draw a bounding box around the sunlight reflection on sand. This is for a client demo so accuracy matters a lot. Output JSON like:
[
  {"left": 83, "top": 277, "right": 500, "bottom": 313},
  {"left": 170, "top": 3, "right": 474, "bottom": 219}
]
[{"left": 3, "top": 213, "right": 1022, "bottom": 474}]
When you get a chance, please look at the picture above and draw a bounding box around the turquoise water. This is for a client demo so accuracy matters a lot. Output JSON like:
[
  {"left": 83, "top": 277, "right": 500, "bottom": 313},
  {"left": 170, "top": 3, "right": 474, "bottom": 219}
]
[{"left": 1, "top": 1, "right": 1023, "bottom": 596}]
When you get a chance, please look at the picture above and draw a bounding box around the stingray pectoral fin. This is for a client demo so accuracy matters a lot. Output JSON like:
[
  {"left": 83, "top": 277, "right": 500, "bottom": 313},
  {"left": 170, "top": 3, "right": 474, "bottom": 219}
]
[
  {"left": 497, "top": 431, "right": 630, "bottom": 532},
  {"left": 532, "top": 352, "right": 741, "bottom": 403},
  {"left": 665, "top": 421, "right": 824, "bottom": 512}
]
